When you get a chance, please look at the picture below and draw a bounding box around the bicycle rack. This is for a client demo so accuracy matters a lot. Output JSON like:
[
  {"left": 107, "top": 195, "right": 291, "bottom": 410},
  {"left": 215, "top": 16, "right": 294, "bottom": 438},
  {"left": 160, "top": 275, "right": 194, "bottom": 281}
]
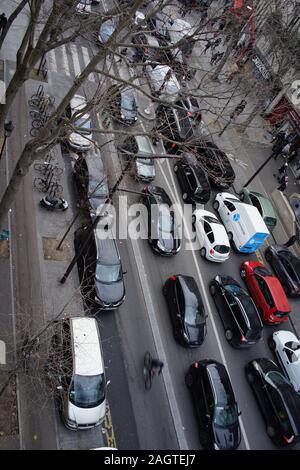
[{"left": 35, "top": 84, "right": 44, "bottom": 99}]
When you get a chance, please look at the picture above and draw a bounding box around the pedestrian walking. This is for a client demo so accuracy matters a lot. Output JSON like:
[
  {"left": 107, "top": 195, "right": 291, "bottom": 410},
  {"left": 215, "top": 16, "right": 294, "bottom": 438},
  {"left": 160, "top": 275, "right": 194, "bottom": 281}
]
[
  {"left": 203, "top": 39, "right": 213, "bottom": 53},
  {"left": 0, "top": 13, "right": 7, "bottom": 34},
  {"left": 277, "top": 174, "right": 288, "bottom": 192},
  {"left": 283, "top": 235, "right": 297, "bottom": 248},
  {"left": 274, "top": 162, "right": 288, "bottom": 180},
  {"left": 210, "top": 51, "right": 224, "bottom": 65},
  {"left": 116, "top": 47, "right": 128, "bottom": 63},
  {"left": 211, "top": 37, "right": 222, "bottom": 52},
  {"left": 230, "top": 100, "right": 247, "bottom": 119}
]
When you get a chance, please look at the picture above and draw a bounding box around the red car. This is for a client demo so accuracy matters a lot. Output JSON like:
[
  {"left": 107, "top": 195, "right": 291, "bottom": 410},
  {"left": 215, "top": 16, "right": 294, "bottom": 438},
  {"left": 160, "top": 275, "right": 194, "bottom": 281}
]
[{"left": 240, "top": 260, "right": 291, "bottom": 325}]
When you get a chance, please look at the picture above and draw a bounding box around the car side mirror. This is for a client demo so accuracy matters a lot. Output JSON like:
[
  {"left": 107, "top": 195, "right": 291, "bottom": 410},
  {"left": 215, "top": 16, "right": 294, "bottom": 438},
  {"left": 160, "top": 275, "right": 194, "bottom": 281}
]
[
  {"left": 107, "top": 380, "right": 111, "bottom": 387},
  {"left": 205, "top": 413, "right": 210, "bottom": 419},
  {"left": 56, "top": 385, "right": 63, "bottom": 391},
  {"left": 123, "top": 270, "right": 127, "bottom": 275},
  {"left": 238, "top": 410, "right": 242, "bottom": 416}
]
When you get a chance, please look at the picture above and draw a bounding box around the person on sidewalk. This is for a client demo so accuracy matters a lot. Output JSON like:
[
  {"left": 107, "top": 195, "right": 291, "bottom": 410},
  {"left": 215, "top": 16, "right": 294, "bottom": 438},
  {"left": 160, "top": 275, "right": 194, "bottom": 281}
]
[
  {"left": 203, "top": 39, "right": 213, "bottom": 53},
  {"left": 226, "top": 62, "right": 241, "bottom": 83},
  {"left": 274, "top": 162, "right": 288, "bottom": 180},
  {"left": 283, "top": 235, "right": 297, "bottom": 248},
  {"left": 277, "top": 174, "right": 288, "bottom": 192},
  {"left": 210, "top": 51, "right": 224, "bottom": 65},
  {"left": 0, "top": 13, "right": 7, "bottom": 34},
  {"left": 272, "top": 141, "right": 290, "bottom": 160},
  {"left": 211, "top": 37, "right": 222, "bottom": 52}
]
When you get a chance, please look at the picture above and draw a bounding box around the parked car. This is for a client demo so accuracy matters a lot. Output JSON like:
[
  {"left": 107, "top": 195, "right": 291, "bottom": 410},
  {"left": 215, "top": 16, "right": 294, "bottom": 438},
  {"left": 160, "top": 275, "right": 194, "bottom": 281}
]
[
  {"left": 145, "top": 64, "right": 181, "bottom": 103},
  {"left": 175, "top": 97, "right": 202, "bottom": 124},
  {"left": 245, "top": 358, "right": 300, "bottom": 447},
  {"left": 73, "top": 154, "right": 109, "bottom": 219},
  {"left": 156, "top": 104, "right": 195, "bottom": 154},
  {"left": 210, "top": 275, "right": 263, "bottom": 348},
  {"left": 141, "top": 185, "right": 181, "bottom": 256},
  {"left": 192, "top": 210, "right": 230, "bottom": 262},
  {"left": 163, "top": 275, "right": 207, "bottom": 347},
  {"left": 265, "top": 245, "right": 300, "bottom": 297},
  {"left": 195, "top": 141, "right": 235, "bottom": 189},
  {"left": 76, "top": 0, "right": 92, "bottom": 14},
  {"left": 49, "top": 317, "right": 107, "bottom": 429},
  {"left": 269, "top": 330, "right": 300, "bottom": 394},
  {"left": 108, "top": 85, "right": 137, "bottom": 125},
  {"left": 98, "top": 19, "right": 116, "bottom": 43},
  {"left": 131, "top": 32, "right": 162, "bottom": 62},
  {"left": 65, "top": 95, "right": 93, "bottom": 151},
  {"left": 239, "top": 188, "right": 277, "bottom": 232},
  {"left": 174, "top": 153, "right": 210, "bottom": 203},
  {"left": 185, "top": 360, "right": 241, "bottom": 450},
  {"left": 119, "top": 135, "right": 156, "bottom": 182},
  {"left": 240, "top": 260, "right": 291, "bottom": 324},
  {"left": 74, "top": 224, "right": 126, "bottom": 309}
]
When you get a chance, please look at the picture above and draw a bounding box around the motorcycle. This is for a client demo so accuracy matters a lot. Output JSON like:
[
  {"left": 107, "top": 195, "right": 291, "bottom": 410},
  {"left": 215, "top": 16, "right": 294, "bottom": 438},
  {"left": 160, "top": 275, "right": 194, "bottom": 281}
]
[{"left": 40, "top": 196, "right": 68, "bottom": 211}]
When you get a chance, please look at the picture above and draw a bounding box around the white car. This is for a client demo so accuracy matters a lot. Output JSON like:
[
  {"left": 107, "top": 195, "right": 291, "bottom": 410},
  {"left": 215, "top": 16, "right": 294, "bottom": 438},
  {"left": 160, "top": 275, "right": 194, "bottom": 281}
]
[
  {"left": 66, "top": 95, "right": 93, "bottom": 151},
  {"left": 76, "top": 0, "right": 92, "bottom": 14},
  {"left": 270, "top": 330, "right": 300, "bottom": 394},
  {"left": 145, "top": 64, "right": 181, "bottom": 103},
  {"left": 192, "top": 209, "right": 230, "bottom": 262}
]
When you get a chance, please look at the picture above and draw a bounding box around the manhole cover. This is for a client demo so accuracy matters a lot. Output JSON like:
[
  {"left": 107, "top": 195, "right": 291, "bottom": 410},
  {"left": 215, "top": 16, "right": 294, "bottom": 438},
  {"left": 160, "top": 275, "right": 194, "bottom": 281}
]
[{"left": 42, "top": 237, "right": 70, "bottom": 261}]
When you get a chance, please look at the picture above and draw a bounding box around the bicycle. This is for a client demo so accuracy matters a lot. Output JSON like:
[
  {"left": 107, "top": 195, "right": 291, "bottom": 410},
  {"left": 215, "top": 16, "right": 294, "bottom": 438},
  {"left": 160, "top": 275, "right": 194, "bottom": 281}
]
[
  {"left": 31, "top": 113, "right": 50, "bottom": 129},
  {"left": 34, "top": 162, "right": 63, "bottom": 177},
  {"left": 143, "top": 351, "right": 154, "bottom": 390},
  {"left": 28, "top": 94, "right": 55, "bottom": 109}
]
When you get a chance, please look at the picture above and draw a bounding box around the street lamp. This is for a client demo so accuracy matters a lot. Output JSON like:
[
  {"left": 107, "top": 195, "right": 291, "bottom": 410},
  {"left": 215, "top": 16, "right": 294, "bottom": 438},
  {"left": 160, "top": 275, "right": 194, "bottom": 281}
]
[{"left": 0, "top": 120, "right": 14, "bottom": 162}]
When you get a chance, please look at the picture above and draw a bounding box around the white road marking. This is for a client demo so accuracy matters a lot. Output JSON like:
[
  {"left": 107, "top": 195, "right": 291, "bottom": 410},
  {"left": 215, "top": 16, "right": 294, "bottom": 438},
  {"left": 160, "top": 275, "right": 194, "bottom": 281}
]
[
  {"left": 47, "top": 49, "right": 57, "bottom": 73},
  {"left": 60, "top": 44, "right": 71, "bottom": 76},
  {"left": 81, "top": 46, "right": 95, "bottom": 82},
  {"left": 69, "top": 43, "right": 82, "bottom": 76}
]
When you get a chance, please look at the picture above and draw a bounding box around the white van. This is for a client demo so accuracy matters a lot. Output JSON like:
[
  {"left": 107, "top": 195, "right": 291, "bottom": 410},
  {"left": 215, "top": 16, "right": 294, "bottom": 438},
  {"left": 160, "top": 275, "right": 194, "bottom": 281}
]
[
  {"left": 51, "top": 317, "right": 107, "bottom": 430},
  {"left": 213, "top": 193, "right": 270, "bottom": 253}
]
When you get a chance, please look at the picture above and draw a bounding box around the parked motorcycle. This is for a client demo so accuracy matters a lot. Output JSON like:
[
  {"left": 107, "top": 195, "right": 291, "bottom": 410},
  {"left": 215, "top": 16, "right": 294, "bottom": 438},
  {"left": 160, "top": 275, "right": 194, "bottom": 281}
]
[{"left": 40, "top": 196, "right": 68, "bottom": 211}]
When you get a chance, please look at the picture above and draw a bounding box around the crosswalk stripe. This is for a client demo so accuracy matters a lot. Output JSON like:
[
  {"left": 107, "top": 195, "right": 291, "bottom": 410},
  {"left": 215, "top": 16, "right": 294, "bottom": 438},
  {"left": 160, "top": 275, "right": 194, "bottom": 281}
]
[
  {"left": 47, "top": 49, "right": 57, "bottom": 73},
  {"left": 69, "top": 43, "right": 81, "bottom": 76},
  {"left": 81, "top": 46, "right": 95, "bottom": 82},
  {"left": 60, "top": 44, "right": 71, "bottom": 76}
]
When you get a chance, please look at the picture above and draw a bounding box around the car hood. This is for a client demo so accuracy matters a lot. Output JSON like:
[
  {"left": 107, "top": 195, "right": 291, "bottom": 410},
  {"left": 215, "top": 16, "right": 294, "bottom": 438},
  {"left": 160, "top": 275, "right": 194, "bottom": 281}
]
[
  {"left": 213, "top": 422, "right": 241, "bottom": 450},
  {"left": 185, "top": 322, "right": 206, "bottom": 346},
  {"left": 95, "top": 279, "right": 125, "bottom": 306},
  {"left": 69, "top": 131, "right": 92, "bottom": 149},
  {"left": 136, "top": 160, "right": 155, "bottom": 178},
  {"left": 158, "top": 231, "right": 180, "bottom": 253},
  {"left": 68, "top": 400, "right": 106, "bottom": 427}
]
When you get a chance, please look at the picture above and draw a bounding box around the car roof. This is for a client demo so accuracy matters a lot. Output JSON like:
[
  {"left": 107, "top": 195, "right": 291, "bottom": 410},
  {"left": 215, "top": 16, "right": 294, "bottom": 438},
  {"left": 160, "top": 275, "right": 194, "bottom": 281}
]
[
  {"left": 70, "top": 94, "right": 87, "bottom": 112},
  {"left": 258, "top": 273, "right": 291, "bottom": 311},
  {"left": 135, "top": 135, "right": 153, "bottom": 155},
  {"left": 248, "top": 190, "right": 277, "bottom": 218},
  {"left": 84, "top": 152, "right": 105, "bottom": 181},
  {"left": 178, "top": 275, "right": 202, "bottom": 307},
  {"left": 206, "top": 362, "right": 235, "bottom": 406},
  {"left": 71, "top": 317, "right": 103, "bottom": 376},
  {"left": 94, "top": 226, "right": 120, "bottom": 265}
]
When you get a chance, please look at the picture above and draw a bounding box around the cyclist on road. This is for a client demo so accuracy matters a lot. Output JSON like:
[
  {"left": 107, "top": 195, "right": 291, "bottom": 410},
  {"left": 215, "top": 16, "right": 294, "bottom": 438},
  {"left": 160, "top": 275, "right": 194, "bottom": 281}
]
[{"left": 150, "top": 358, "right": 164, "bottom": 375}]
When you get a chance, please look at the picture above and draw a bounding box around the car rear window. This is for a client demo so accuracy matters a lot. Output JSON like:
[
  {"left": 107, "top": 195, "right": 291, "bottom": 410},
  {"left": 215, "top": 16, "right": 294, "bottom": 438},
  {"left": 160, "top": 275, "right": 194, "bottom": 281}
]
[
  {"left": 265, "top": 216, "right": 277, "bottom": 228},
  {"left": 214, "top": 245, "right": 230, "bottom": 254}
]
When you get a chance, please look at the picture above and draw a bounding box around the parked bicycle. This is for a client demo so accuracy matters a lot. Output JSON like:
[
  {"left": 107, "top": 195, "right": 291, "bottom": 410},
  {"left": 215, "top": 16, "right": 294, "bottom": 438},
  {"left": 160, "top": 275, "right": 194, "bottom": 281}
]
[
  {"left": 33, "top": 177, "right": 63, "bottom": 196},
  {"left": 31, "top": 113, "right": 50, "bottom": 129},
  {"left": 34, "top": 161, "right": 63, "bottom": 177}
]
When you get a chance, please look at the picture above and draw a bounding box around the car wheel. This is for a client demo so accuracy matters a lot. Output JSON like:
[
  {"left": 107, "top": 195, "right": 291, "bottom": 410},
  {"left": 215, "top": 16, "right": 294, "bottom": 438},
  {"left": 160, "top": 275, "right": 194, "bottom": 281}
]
[
  {"left": 185, "top": 372, "right": 194, "bottom": 388},
  {"left": 269, "top": 338, "right": 276, "bottom": 350},
  {"left": 265, "top": 251, "right": 272, "bottom": 263},
  {"left": 213, "top": 200, "right": 219, "bottom": 210},
  {"left": 225, "top": 329, "right": 233, "bottom": 341},
  {"left": 192, "top": 214, "right": 196, "bottom": 225},
  {"left": 174, "top": 165, "right": 178, "bottom": 172},
  {"left": 240, "top": 269, "right": 247, "bottom": 279},
  {"left": 200, "top": 247, "right": 206, "bottom": 258},
  {"left": 210, "top": 283, "right": 216, "bottom": 296},
  {"left": 267, "top": 426, "right": 276, "bottom": 438},
  {"left": 246, "top": 372, "right": 255, "bottom": 384},
  {"left": 228, "top": 231, "right": 233, "bottom": 241},
  {"left": 239, "top": 192, "right": 245, "bottom": 201},
  {"left": 182, "top": 193, "right": 188, "bottom": 201}
]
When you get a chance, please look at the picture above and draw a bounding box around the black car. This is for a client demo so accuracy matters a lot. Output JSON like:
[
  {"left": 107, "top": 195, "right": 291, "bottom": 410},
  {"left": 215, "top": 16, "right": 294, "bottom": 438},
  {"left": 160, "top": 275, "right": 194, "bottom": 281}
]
[
  {"left": 73, "top": 154, "right": 109, "bottom": 220},
  {"left": 265, "top": 245, "right": 300, "bottom": 297},
  {"left": 141, "top": 185, "right": 181, "bottom": 256},
  {"left": 245, "top": 358, "right": 300, "bottom": 447},
  {"left": 185, "top": 360, "right": 241, "bottom": 450},
  {"left": 108, "top": 85, "right": 137, "bottom": 125},
  {"left": 156, "top": 104, "right": 195, "bottom": 154},
  {"left": 210, "top": 275, "right": 263, "bottom": 348},
  {"left": 131, "top": 32, "right": 162, "bottom": 62},
  {"left": 174, "top": 153, "right": 210, "bottom": 204},
  {"left": 175, "top": 97, "right": 202, "bottom": 124},
  {"left": 195, "top": 141, "right": 235, "bottom": 189},
  {"left": 163, "top": 275, "right": 207, "bottom": 346},
  {"left": 75, "top": 224, "right": 126, "bottom": 310}
]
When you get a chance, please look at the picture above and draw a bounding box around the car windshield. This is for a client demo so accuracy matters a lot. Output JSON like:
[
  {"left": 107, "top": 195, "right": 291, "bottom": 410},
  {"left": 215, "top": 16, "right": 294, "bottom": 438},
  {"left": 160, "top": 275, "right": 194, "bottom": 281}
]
[
  {"left": 203, "top": 215, "right": 220, "bottom": 224},
  {"left": 253, "top": 266, "right": 272, "bottom": 276},
  {"left": 266, "top": 371, "right": 291, "bottom": 387},
  {"left": 286, "top": 341, "right": 300, "bottom": 351},
  {"left": 76, "top": 116, "right": 91, "bottom": 133},
  {"left": 137, "top": 157, "right": 153, "bottom": 166},
  {"left": 185, "top": 305, "right": 206, "bottom": 326},
  {"left": 214, "top": 245, "right": 230, "bottom": 254},
  {"left": 265, "top": 216, "right": 277, "bottom": 228},
  {"left": 214, "top": 404, "right": 238, "bottom": 428},
  {"left": 89, "top": 180, "right": 108, "bottom": 197},
  {"left": 95, "top": 263, "right": 122, "bottom": 284},
  {"left": 69, "top": 373, "right": 105, "bottom": 408},
  {"left": 224, "top": 283, "right": 242, "bottom": 296}
]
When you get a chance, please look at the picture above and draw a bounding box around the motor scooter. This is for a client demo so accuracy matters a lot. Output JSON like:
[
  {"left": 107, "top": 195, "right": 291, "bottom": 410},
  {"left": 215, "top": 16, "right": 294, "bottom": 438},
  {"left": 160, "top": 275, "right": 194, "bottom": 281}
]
[{"left": 40, "top": 196, "right": 68, "bottom": 211}]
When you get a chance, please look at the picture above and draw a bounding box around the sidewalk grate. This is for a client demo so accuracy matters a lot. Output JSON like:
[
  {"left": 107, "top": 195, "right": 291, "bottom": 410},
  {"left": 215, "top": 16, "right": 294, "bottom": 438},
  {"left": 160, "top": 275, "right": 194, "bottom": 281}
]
[{"left": 42, "top": 237, "right": 70, "bottom": 261}]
